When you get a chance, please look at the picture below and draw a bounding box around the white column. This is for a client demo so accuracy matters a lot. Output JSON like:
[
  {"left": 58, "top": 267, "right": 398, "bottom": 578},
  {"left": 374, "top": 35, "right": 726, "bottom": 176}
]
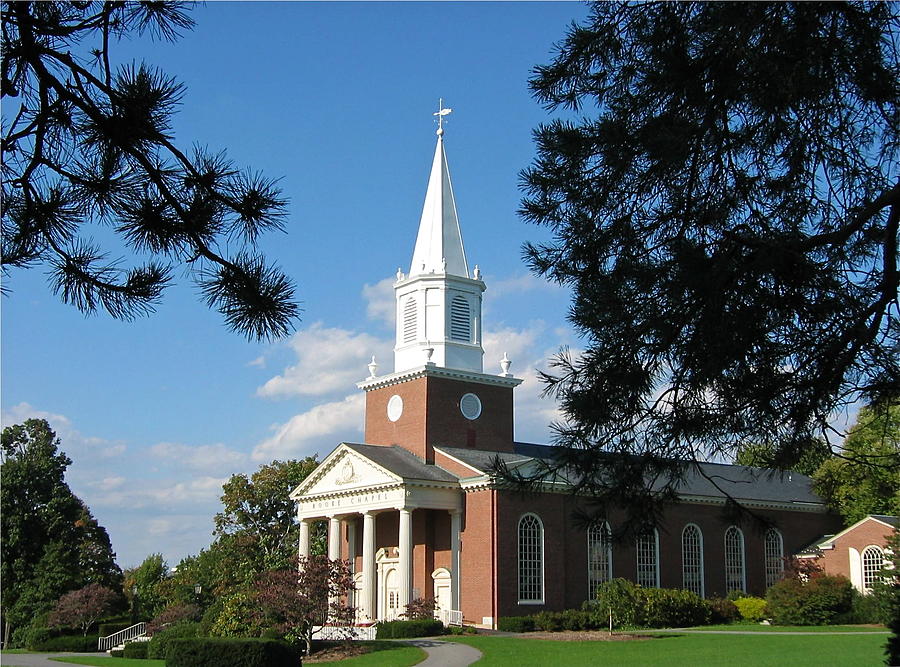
[
  {"left": 298, "top": 519, "right": 311, "bottom": 561},
  {"left": 347, "top": 517, "right": 357, "bottom": 573},
  {"left": 450, "top": 509, "right": 461, "bottom": 611},
  {"left": 328, "top": 516, "right": 341, "bottom": 561},
  {"left": 362, "top": 511, "right": 376, "bottom": 622},
  {"left": 399, "top": 508, "right": 413, "bottom": 613}
]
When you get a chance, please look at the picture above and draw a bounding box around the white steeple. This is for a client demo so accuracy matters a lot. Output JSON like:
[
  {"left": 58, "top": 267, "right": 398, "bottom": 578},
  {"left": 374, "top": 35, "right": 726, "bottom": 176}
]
[
  {"left": 409, "top": 134, "right": 468, "bottom": 278},
  {"left": 393, "top": 107, "right": 485, "bottom": 374}
]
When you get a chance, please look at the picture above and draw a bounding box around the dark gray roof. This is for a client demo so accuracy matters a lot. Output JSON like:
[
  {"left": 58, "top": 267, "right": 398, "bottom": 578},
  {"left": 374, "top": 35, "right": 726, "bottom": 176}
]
[
  {"left": 344, "top": 443, "right": 459, "bottom": 483},
  {"left": 871, "top": 515, "right": 900, "bottom": 528},
  {"left": 438, "top": 441, "right": 825, "bottom": 506}
]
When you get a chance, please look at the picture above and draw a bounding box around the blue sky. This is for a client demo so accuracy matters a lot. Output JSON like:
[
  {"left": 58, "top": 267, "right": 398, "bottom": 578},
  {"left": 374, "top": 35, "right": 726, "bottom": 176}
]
[{"left": 2, "top": 2, "right": 592, "bottom": 568}]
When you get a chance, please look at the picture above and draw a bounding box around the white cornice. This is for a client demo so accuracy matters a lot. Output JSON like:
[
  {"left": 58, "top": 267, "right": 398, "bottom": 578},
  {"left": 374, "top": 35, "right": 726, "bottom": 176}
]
[{"left": 358, "top": 364, "right": 523, "bottom": 391}]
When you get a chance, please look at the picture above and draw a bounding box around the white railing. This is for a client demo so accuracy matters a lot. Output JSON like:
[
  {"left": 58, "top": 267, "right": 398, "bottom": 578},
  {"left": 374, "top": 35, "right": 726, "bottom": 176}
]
[
  {"left": 98, "top": 622, "right": 147, "bottom": 651},
  {"left": 313, "top": 624, "right": 377, "bottom": 641},
  {"left": 435, "top": 608, "right": 463, "bottom": 627}
]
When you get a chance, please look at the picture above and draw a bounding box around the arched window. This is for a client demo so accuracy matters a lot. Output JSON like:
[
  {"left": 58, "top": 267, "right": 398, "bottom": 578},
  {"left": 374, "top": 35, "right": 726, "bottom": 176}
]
[
  {"left": 449, "top": 295, "right": 471, "bottom": 342},
  {"left": 724, "top": 526, "right": 746, "bottom": 594},
  {"left": 636, "top": 528, "right": 660, "bottom": 588},
  {"left": 862, "top": 546, "right": 885, "bottom": 592},
  {"left": 402, "top": 297, "right": 417, "bottom": 343},
  {"left": 682, "top": 524, "right": 704, "bottom": 597},
  {"left": 587, "top": 522, "right": 612, "bottom": 600},
  {"left": 518, "top": 514, "right": 544, "bottom": 603},
  {"left": 764, "top": 528, "right": 784, "bottom": 588}
]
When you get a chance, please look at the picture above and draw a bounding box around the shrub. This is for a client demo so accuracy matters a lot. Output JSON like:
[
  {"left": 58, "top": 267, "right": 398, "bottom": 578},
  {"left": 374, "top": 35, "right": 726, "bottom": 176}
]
[
  {"left": 766, "top": 574, "right": 853, "bottom": 625},
  {"left": 401, "top": 597, "right": 437, "bottom": 620},
  {"left": 559, "top": 609, "right": 594, "bottom": 631},
  {"left": 595, "top": 578, "right": 644, "bottom": 628},
  {"left": 532, "top": 610, "right": 563, "bottom": 632},
  {"left": 147, "top": 603, "right": 201, "bottom": 635},
  {"left": 642, "top": 588, "right": 710, "bottom": 628},
  {"left": 705, "top": 597, "right": 740, "bottom": 624},
  {"left": 147, "top": 620, "right": 200, "bottom": 660},
  {"left": 376, "top": 618, "right": 444, "bottom": 638},
  {"left": 110, "top": 649, "right": 124, "bottom": 658},
  {"left": 165, "top": 637, "right": 300, "bottom": 667},
  {"left": 24, "top": 627, "right": 54, "bottom": 650},
  {"left": 99, "top": 621, "right": 134, "bottom": 638},
  {"left": 123, "top": 641, "right": 149, "bottom": 658},
  {"left": 833, "top": 589, "right": 885, "bottom": 624},
  {"left": 27, "top": 633, "right": 99, "bottom": 651},
  {"left": 734, "top": 597, "right": 768, "bottom": 623},
  {"left": 497, "top": 616, "right": 535, "bottom": 632}
]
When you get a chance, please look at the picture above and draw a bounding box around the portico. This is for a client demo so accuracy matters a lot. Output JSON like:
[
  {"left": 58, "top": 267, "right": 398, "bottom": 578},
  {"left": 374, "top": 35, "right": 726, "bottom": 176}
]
[{"left": 291, "top": 443, "right": 462, "bottom": 622}]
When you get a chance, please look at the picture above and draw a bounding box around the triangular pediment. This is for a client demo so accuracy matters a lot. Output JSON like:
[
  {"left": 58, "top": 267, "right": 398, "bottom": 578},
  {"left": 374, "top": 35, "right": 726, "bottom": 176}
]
[{"left": 291, "top": 444, "right": 401, "bottom": 499}]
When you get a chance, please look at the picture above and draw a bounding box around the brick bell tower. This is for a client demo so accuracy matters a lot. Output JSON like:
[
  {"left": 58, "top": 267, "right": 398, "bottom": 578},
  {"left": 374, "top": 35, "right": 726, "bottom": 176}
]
[{"left": 357, "top": 109, "right": 522, "bottom": 464}]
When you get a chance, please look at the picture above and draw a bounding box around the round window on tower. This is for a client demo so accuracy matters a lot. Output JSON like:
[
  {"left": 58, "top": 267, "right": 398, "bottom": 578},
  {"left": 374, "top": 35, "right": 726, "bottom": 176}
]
[
  {"left": 459, "top": 393, "right": 482, "bottom": 420},
  {"left": 387, "top": 395, "right": 404, "bottom": 422}
]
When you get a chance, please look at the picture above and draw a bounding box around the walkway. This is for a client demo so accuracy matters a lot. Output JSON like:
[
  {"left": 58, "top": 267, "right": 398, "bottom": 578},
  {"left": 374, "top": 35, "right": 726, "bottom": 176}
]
[
  {"left": 399, "top": 638, "right": 483, "bottom": 666},
  {"left": 2, "top": 652, "right": 101, "bottom": 667}
]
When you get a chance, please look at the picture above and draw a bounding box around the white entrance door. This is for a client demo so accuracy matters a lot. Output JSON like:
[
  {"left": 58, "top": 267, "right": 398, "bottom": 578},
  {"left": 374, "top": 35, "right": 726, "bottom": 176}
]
[{"left": 432, "top": 567, "right": 452, "bottom": 615}]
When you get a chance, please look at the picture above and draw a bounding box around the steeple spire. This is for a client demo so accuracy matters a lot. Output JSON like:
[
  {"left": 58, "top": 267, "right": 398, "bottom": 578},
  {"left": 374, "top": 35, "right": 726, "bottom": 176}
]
[{"left": 409, "top": 104, "right": 468, "bottom": 278}]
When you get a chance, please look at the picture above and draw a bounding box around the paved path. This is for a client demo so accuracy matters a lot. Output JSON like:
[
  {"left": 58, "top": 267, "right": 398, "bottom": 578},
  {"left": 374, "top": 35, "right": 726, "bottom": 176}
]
[
  {"left": 1, "top": 652, "right": 102, "bottom": 667},
  {"left": 399, "top": 638, "right": 483, "bottom": 666}
]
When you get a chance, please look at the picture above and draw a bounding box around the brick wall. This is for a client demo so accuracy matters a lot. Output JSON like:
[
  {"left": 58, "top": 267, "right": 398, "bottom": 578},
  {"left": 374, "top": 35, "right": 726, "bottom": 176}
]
[
  {"left": 459, "top": 489, "right": 497, "bottom": 625},
  {"left": 816, "top": 517, "right": 897, "bottom": 581}
]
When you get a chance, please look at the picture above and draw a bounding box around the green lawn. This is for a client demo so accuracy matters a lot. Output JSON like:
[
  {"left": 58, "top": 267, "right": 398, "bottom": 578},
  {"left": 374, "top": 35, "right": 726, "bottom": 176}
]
[
  {"left": 670, "top": 624, "right": 889, "bottom": 633},
  {"left": 43, "top": 641, "right": 426, "bottom": 667},
  {"left": 446, "top": 632, "right": 889, "bottom": 666}
]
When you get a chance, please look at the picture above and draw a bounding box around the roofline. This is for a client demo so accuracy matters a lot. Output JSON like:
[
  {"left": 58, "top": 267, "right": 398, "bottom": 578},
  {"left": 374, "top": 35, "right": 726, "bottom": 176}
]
[
  {"left": 357, "top": 365, "right": 523, "bottom": 391},
  {"left": 814, "top": 514, "right": 900, "bottom": 547}
]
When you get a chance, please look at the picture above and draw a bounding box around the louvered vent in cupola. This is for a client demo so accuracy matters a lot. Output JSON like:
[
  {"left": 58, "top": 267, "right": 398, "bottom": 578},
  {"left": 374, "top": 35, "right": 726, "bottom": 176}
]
[
  {"left": 402, "top": 297, "right": 417, "bottom": 343},
  {"left": 450, "top": 296, "right": 471, "bottom": 342}
]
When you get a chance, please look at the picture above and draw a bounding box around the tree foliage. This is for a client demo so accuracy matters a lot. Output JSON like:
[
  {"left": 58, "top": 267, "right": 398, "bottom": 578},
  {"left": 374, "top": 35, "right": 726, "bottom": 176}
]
[
  {"left": 2, "top": 1, "right": 300, "bottom": 340},
  {"left": 734, "top": 437, "right": 833, "bottom": 476},
  {"left": 213, "top": 458, "right": 320, "bottom": 577},
  {"left": 1, "top": 419, "right": 122, "bottom": 632},
  {"left": 812, "top": 399, "right": 900, "bottom": 524},
  {"left": 517, "top": 1, "right": 899, "bottom": 527},
  {"left": 254, "top": 556, "right": 355, "bottom": 656},
  {"left": 47, "top": 583, "right": 118, "bottom": 636},
  {"left": 124, "top": 553, "right": 169, "bottom": 620}
]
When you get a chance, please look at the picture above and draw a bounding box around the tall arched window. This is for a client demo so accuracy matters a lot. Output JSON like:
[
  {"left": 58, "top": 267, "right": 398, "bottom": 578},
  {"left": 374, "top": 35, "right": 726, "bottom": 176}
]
[
  {"left": 764, "top": 528, "right": 784, "bottom": 588},
  {"left": 518, "top": 514, "right": 544, "bottom": 603},
  {"left": 587, "top": 522, "right": 612, "bottom": 600},
  {"left": 682, "top": 524, "right": 704, "bottom": 597},
  {"left": 636, "top": 528, "right": 660, "bottom": 588},
  {"left": 402, "top": 297, "right": 417, "bottom": 343},
  {"left": 862, "top": 546, "right": 885, "bottom": 592},
  {"left": 724, "top": 526, "right": 746, "bottom": 593},
  {"left": 449, "top": 295, "right": 471, "bottom": 342}
]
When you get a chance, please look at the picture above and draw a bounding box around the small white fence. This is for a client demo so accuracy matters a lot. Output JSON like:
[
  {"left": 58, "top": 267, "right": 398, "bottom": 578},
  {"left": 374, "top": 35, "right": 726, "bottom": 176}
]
[
  {"left": 98, "top": 622, "right": 147, "bottom": 651},
  {"left": 313, "top": 624, "right": 377, "bottom": 641},
  {"left": 435, "top": 608, "right": 463, "bottom": 627}
]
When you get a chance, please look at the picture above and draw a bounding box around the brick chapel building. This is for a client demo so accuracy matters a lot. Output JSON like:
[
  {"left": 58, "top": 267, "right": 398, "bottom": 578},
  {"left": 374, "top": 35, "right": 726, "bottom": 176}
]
[{"left": 289, "top": 119, "right": 843, "bottom": 629}]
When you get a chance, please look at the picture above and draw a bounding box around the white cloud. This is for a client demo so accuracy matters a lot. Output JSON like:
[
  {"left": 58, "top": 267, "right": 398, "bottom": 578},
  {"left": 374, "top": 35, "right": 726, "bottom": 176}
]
[
  {"left": 0, "top": 402, "right": 127, "bottom": 459},
  {"left": 489, "top": 272, "right": 565, "bottom": 298},
  {"left": 246, "top": 355, "right": 266, "bottom": 368},
  {"left": 256, "top": 323, "right": 392, "bottom": 399},
  {"left": 362, "top": 276, "right": 396, "bottom": 327},
  {"left": 252, "top": 393, "right": 365, "bottom": 462},
  {"left": 149, "top": 441, "right": 248, "bottom": 474}
]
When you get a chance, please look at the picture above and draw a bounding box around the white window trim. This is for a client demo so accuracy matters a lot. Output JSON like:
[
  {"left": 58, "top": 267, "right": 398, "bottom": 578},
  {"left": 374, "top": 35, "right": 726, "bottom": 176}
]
[
  {"left": 682, "top": 523, "right": 705, "bottom": 598},
  {"left": 724, "top": 526, "right": 746, "bottom": 594},
  {"left": 636, "top": 527, "right": 660, "bottom": 588},
  {"left": 764, "top": 528, "right": 784, "bottom": 588},
  {"left": 517, "top": 512, "right": 545, "bottom": 604},
  {"left": 862, "top": 545, "right": 885, "bottom": 592},
  {"left": 587, "top": 521, "right": 613, "bottom": 600}
]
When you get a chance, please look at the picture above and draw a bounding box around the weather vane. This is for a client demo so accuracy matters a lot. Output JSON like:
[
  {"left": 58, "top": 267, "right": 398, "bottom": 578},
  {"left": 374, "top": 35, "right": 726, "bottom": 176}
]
[{"left": 434, "top": 98, "right": 452, "bottom": 135}]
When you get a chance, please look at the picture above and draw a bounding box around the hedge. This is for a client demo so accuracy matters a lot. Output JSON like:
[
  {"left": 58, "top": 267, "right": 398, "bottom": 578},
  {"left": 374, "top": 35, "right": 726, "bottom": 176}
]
[
  {"left": 497, "top": 616, "right": 535, "bottom": 633},
  {"left": 766, "top": 574, "right": 853, "bottom": 625},
  {"left": 147, "top": 621, "right": 200, "bottom": 660},
  {"left": 99, "top": 620, "right": 135, "bottom": 638},
  {"left": 123, "top": 641, "right": 149, "bottom": 659},
  {"left": 734, "top": 597, "right": 768, "bottom": 622},
  {"left": 165, "top": 638, "right": 300, "bottom": 667},
  {"left": 375, "top": 618, "right": 444, "bottom": 638},
  {"left": 27, "top": 633, "right": 100, "bottom": 652}
]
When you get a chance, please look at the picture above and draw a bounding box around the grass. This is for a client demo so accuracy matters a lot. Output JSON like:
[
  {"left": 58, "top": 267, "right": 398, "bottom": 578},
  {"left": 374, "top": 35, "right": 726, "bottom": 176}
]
[
  {"left": 446, "top": 632, "right": 889, "bottom": 666},
  {"left": 673, "top": 624, "right": 889, "bottom": 633},
  {"left": 42, "top": 641, "right": 426, "bottom": 667}
]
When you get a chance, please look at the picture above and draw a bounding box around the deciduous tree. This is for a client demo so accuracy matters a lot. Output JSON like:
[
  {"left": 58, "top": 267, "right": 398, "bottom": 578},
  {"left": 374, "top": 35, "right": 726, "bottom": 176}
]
[
  {"left": 2, "top": 1, "right": 299, "bottom": 340},
  {"left": 47, "top": 583, "right": 118, "bottom": 636},
  {"left": 516, "top": 1, "right": 899, "bottom": 528},
  {"left": 812, "top": 400, "right": 900, "bottom": 524},
  {"left": 254, "top": 556, "right": 355, "bottom": 656},
  {"left": 1, "top": 419, "right": 122, "bottom": 639}
]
